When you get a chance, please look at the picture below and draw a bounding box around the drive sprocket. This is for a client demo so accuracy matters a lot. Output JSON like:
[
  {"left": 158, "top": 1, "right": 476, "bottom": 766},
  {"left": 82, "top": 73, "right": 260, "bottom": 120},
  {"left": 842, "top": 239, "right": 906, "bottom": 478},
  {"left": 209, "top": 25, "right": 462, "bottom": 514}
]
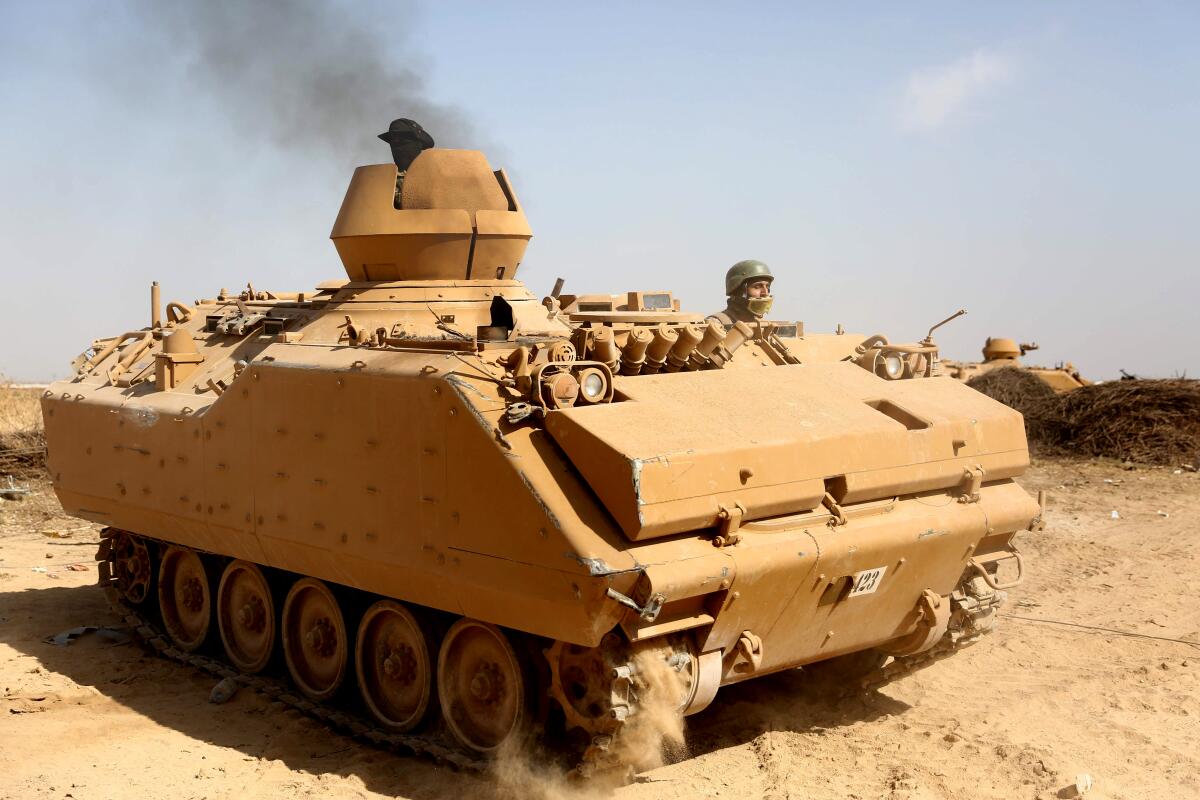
[{"left": 544, "top": 633, "right": 632, "bottom": 737}]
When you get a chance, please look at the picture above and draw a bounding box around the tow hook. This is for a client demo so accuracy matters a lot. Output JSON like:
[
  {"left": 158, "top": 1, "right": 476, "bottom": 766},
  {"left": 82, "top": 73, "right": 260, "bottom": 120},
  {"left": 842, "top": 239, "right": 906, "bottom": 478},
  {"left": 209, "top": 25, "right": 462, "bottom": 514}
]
[
  {"left": 733, "top": 630, "right": 763, "bottom": 674},
  {"left": 917, "top": 588, "right": 942, "bottom": 623},
  {"left": 882, "top": 588, "right": 950, "bottom": 657}
]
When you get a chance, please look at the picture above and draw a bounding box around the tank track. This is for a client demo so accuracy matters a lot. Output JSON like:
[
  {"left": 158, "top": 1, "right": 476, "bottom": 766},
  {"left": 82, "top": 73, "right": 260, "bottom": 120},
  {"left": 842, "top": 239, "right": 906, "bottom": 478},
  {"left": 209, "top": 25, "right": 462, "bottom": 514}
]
[
  {"left": 856, "top": 573, "right": 1005, "bottom": 694},
  {"left": 855, "top": 633, "right": 975, "bottom": 694},
  {"left": 94, "top": 533, "right": 490, "bottom": 773},
  {"left": 93, "top": 529, "right": 1002, "bottom": 775}
]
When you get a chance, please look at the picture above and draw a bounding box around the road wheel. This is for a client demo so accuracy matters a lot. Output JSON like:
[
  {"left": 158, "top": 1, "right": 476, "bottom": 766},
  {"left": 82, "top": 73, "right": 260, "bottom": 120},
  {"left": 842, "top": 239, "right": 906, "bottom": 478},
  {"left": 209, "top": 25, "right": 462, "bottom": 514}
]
[
  {"left": 281, "top": 578, "right": 348, "bottom": 700},
  {"left": 437, "top": 619, "right": 528, "bottom": 754},
  {"left": 157, "top": 547, "right": 211, "bottom": 651},
  {"left": 356, "top": 600, "right": 436, "bottom": 731},
  {"left": 216, "top": 560, "right": 276, "bottom": 673}
]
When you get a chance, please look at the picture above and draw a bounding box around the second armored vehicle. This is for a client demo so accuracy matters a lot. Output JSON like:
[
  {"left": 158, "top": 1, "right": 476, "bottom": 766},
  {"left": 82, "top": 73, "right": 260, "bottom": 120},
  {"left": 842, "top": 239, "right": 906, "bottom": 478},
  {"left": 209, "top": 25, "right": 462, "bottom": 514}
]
[{"left": 946, "top": 337, "right": 1089, "bottom": 392}]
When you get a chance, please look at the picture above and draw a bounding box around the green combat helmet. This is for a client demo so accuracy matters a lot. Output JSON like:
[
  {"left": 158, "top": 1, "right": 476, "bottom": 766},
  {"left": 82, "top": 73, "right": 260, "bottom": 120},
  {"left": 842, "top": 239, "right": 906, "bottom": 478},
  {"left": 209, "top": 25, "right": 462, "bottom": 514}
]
[
  {"left": 725, "top": 259, "right": 774, "bottom": 317},
  {"left": 725, "top": 259, "right": 774, "bottom": 295}
]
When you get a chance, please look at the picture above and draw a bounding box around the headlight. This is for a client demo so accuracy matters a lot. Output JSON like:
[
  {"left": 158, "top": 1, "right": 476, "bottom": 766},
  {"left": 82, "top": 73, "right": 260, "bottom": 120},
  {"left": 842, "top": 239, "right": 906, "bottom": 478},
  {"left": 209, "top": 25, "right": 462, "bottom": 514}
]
[
  {"left": 540, "top": 372, "right": 580, "bottom": 409},
  {"left": 582, "top": 372, "right": 605, "bottom": 399},
  {"left": 877, "top": 353, "right": 904, "bottom": 380},
  {"left": 575, "top": 366, "right": 610, "bottom": 404}
]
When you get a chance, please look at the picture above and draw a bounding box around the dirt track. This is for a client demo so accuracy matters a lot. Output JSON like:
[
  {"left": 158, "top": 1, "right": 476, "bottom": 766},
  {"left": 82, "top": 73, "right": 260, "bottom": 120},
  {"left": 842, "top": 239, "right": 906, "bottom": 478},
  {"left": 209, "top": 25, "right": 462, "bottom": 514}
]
[{"left": 1, "top": 458, "right": 1197, "bottom": 800}]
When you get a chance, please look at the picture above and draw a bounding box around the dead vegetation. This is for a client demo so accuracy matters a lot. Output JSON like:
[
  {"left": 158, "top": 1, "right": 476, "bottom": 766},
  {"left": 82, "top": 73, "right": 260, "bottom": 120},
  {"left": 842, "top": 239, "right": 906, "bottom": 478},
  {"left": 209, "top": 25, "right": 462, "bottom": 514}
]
[
  {"left": 0, "top": 382, "right": 46, "bottom": 476},
  {"left": 963, "top": 367, "right": 1059, "bottom": 439},
  {"left": 968, "top": 367, "right": 1200, "bottom": 466}
]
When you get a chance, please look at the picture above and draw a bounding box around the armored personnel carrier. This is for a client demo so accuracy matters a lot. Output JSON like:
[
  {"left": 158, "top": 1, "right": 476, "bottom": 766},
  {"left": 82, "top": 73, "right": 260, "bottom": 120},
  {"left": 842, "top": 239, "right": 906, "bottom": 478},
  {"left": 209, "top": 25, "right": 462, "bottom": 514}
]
[
  {"left": 946, "top": 337, "right": 1089, "bottom": 392},
  {"left": 42, "top": 141, "right": 1041, "bottom": 771}
]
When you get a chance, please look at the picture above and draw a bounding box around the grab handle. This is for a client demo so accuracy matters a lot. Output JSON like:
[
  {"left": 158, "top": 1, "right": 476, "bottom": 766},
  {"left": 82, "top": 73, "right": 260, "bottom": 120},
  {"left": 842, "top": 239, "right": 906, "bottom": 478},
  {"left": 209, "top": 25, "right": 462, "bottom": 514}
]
[{"left": 968, "top": 549, "right": 1024, "bottom": 590}]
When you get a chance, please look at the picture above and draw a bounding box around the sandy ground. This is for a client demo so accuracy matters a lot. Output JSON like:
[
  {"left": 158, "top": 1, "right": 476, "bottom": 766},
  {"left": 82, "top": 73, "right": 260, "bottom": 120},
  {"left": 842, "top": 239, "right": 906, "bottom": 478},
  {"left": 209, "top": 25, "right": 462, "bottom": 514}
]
[{"left": 1, "top": 458, "right": 1197, "bottom": 800}]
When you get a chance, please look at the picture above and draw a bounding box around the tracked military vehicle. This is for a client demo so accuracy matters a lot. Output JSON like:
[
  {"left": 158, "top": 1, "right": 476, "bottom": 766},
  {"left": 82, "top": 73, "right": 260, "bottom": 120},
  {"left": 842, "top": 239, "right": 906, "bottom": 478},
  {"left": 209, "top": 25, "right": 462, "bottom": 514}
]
[
  {"left": 42, "top": 141, "right": 1041, "bottom": 771},
  {"left": 946, "top": 337, "right": 1089, "bottom": 392}
]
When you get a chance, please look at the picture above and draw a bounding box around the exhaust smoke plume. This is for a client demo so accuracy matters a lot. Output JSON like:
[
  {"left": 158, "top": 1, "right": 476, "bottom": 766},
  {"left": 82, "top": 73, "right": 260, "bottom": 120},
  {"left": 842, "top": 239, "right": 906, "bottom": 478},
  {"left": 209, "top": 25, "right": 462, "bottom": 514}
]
[{"left": 133, "top": 0, "right": 473, "bottom": 166}]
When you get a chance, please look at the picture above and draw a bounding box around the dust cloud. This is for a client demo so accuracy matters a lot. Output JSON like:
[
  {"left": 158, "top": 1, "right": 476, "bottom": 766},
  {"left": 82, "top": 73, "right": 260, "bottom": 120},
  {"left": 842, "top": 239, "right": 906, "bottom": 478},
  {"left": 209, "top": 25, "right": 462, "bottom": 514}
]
[
  {"left": 489, "top": 645, "right": 691, "bottom": 798},
  {"left": 610, "top": 646, "right": 690, "bottom": 772},
  {"left": 490, "top": 737, "right": 604, "bottom": 800},
  {"left": 131, "top": 0, "right": 473, "bottom": 165}
]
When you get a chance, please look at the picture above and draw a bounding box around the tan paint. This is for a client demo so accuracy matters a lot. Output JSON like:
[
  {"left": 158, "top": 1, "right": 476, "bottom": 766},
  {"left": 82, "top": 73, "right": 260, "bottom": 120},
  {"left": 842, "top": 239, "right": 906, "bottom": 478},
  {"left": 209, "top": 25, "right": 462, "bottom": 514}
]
[
  {"left": 43, "top": 146, "right": 1039, "bottom": 730},
  {"left": 946, "top": 337, "right": 1090, "bottom": 392},
  {"left": 331, "top": 152, "right": 531, "bottom": 282}
]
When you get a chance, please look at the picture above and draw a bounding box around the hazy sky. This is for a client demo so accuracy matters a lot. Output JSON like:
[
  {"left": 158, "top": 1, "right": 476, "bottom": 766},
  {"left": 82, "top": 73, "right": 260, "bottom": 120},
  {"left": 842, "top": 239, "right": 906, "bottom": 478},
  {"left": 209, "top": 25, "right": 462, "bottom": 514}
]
[{"left": 1, "top": 1, "right": 1197, "bottom": 382}]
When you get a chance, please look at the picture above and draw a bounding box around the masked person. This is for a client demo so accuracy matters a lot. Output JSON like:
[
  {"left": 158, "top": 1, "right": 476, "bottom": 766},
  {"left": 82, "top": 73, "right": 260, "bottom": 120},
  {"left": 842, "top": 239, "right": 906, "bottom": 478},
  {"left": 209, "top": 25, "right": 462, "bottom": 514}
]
[
  {"left": 378, "top": 118, "right": 435, "bottom": 208},
  {"left": 708, "top": 260, "right": 774, "bottom": 325}
]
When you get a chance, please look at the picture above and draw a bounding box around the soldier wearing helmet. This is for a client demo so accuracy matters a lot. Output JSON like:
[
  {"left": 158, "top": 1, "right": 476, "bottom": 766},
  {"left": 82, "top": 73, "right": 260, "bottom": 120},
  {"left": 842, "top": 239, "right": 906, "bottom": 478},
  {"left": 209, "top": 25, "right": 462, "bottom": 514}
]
[{"left": 708, "top": 260, "right": 775, "bottom": 326}]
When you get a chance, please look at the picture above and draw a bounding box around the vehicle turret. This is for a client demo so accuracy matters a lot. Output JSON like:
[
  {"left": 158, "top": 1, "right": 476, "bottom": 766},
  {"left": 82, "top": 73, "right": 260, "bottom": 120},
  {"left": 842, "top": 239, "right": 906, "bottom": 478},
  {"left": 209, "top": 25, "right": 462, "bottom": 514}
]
[{"left": 331, "top": 149, "right": 531, "bottom": 282}]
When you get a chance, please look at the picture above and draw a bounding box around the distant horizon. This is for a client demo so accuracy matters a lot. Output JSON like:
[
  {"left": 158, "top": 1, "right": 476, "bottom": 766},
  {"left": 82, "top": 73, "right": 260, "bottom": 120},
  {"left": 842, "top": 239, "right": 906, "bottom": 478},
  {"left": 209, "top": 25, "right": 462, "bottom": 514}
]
[{"left": 2, "top": 1, "right": 1197, "bottom": 382}]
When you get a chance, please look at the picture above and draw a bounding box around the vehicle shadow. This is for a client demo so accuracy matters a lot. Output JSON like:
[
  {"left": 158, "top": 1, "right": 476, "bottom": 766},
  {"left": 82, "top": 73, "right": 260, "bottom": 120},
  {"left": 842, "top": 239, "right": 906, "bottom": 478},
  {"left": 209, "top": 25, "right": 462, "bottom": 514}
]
[
  {"left": 0, "top": 582, "right": 513, "bottom": 799},
  {"left": 680, "top": 663, "right": 913, "bottom": 762},
  {"left": 2, "top": 581, "right": 915, "bottom": 796}
]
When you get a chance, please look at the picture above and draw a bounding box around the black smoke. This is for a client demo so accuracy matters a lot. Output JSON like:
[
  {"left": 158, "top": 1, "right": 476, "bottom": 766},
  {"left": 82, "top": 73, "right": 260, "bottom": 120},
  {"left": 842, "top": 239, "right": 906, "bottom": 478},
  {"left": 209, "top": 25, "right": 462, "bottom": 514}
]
[{"left": 131, "top": 0, "right": 473, "bottom": 165}]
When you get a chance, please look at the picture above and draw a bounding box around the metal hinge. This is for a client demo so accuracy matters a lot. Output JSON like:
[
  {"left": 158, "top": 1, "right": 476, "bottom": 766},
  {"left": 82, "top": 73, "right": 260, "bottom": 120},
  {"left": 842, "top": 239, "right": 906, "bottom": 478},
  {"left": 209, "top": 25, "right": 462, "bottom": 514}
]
[
  {"left": 821, "top": 492, "right": 847, "bottom": 526},
  {"left": 958, "top": 465, "right": 985, "bottom": 503},
  {"left": 714, "top": 501, "right": 747, "bottom": 546}
]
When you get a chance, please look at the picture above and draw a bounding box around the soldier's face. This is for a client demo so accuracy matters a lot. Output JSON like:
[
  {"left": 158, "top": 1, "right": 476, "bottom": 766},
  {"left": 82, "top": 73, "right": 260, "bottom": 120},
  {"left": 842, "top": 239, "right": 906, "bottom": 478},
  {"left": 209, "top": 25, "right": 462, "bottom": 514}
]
[{"left": 745, "top": 280, "right": 772, "bottom": 298}]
